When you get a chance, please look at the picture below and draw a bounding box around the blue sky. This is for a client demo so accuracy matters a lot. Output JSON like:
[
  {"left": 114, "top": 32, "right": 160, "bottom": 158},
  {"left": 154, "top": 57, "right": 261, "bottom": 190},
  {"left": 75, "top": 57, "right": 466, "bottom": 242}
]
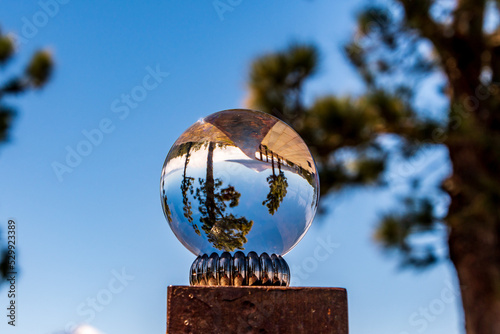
[{"left": 0, "top": 1, "right": 461, "bottom": 333}]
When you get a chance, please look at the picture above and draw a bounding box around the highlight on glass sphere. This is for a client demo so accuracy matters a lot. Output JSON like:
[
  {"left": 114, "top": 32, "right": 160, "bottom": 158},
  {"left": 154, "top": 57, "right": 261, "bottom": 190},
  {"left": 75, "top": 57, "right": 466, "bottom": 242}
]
[{"left": 160, "top": 109, "right": 319, "bottom": 258}]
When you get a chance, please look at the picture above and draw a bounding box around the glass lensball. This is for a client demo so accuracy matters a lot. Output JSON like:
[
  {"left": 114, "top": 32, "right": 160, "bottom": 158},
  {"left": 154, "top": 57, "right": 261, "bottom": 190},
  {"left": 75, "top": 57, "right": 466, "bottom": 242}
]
[{"left": 160, "top": 109, "right": 319, "bottom": 256}]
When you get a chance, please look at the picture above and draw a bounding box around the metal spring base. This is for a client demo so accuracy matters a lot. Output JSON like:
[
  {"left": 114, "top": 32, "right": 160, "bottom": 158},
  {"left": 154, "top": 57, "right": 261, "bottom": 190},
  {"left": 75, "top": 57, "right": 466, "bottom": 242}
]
[{"left": 190, "top": 251, "right": 290, "bottom": 286}]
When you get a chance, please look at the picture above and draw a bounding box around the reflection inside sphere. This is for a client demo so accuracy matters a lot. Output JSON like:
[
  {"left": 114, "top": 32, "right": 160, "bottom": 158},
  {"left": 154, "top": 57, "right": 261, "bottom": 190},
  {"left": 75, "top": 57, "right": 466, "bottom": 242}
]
[{"left": 160, "top": 109, "right": 319, "bottom": 256}]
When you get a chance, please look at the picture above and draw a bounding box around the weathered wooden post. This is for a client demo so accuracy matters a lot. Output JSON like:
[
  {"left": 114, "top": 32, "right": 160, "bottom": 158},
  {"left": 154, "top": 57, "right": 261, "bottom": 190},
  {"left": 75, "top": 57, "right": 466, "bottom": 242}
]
[
  {"left": 167, "top": 286, "right": 347, "bottom": 333},
  {"left": 160, "top": 109, "right": 348, "bottom": 333}
]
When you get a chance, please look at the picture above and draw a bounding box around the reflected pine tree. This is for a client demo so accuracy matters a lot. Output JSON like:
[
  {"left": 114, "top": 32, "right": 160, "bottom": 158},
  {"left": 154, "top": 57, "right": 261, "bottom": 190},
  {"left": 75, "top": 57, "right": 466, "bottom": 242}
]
[
  {"left": 194, "top": 141, "right": 254, "bottom": 251},
  {"left": 164, "top": 141, "right": 205, "bottom": 233},
  {"left": 262, "top": 150, "right": 288, "bottom": 215},
  {"left": 161, "top": 187, "right": 173, "bottom": 223},
  {"left": 180, "top": 142, "right": 198, "bottom": 235}
]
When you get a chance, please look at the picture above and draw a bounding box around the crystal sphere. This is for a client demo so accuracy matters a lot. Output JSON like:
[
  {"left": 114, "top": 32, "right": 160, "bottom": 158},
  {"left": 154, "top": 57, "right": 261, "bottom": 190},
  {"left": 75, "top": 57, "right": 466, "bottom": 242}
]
[{"left": 160, "top": 109, "right": 319, "bottom": 256}]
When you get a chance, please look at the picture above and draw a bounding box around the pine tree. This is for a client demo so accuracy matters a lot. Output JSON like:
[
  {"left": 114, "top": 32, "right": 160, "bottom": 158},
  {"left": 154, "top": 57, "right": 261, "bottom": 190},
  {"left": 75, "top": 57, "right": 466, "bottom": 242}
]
[
  {"left": 0, "top": 29, "right": 53, "bottom": 281},
  {"left": 245, "top": 2, "right": 500, "bottom": 332}
]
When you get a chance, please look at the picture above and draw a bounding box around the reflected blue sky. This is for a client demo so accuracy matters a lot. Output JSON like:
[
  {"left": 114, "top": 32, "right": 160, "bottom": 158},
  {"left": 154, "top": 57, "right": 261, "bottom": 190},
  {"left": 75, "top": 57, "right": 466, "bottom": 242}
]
[{"left": 164, "top": 151, "right": 317, "bottom": 255}]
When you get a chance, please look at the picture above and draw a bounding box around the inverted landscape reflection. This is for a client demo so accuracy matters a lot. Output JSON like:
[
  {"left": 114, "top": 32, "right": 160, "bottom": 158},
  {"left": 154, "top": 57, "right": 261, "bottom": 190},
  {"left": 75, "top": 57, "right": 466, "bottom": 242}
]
[{"left": 161, "top": 109, "right": 319, "bottom": 256}]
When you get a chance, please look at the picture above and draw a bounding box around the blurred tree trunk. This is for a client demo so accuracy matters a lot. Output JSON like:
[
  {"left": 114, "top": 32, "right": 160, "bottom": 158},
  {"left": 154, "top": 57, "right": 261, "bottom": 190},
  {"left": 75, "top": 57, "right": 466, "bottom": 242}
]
[
  {"left": 399, "top": 1, "right": 500, "bottom": 331},
  {"left": 446, "top": 94, "right": 500, "bottom": 334}
]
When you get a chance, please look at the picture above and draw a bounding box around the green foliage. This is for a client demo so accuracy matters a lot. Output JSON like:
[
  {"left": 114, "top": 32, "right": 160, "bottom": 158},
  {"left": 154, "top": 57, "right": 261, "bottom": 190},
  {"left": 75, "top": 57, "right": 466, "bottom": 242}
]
[
  {"left": 0, "top": 28, "right": 53, "bottom": 282},
  {"left": 0, "top": 31, "right": 54, "bottom": 145},
  {"left": 26, "top": 50, "right": 53, "bottom": 88},
  {"left": 195, "top": 177, "right": 253, "bottom": 252},
  {"left": 192, "top": 142, "right": 254, "bottom": 252},
  {"left": 180, "top": 142, "right": 196, "bottom": 234},
  {"left": 247, "top": 43, "right": 318, "bottom": 128},
  {"left": 245, "top": 37, "right": 443, "bottom": 267},
  {"left": 203, "top": 214, "right": 254, "bottom": 252},
  {"left": 375, "top": 196, "right": 441, "bottom": 268},
  {"left": 0, "top": 105, "right": 14, "bottom": 143},
  {"left": 0, "top": 34, "right": 14, "bottom": 64},
  {"left": 263, "top": 171, "right": 289, "bottom": 215},
  {"left": 246, "top": 12, "right": 500, "bottom": 321},
  {"left": 345, "top": 5, "right": 436, "bottom": 91}
]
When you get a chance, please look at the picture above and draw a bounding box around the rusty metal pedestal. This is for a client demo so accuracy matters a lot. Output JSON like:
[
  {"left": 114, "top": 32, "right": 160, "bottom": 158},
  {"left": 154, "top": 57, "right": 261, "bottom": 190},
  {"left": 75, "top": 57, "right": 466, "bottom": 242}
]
[{"left": 167, "top": 285, "right": 348, "bottom": 333}]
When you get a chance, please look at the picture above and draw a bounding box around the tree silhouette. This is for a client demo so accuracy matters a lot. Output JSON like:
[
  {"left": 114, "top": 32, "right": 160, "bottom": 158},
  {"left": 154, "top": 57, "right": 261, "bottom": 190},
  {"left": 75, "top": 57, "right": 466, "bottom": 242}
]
[
  {"left": 0, "top": 29, "right": 53, "bottom": 282},
  {"left": 161, "top": 183, "right": 173, "bottom": 224},
  {"left": 262, "top": 150, "right": 288, "bottom": 215},
  {"left": 194, "top": 141, "right": 253, "bottom": 252},
  {"left": 263, "top": 172, "right": 288, "bottom": 215},
  {"left": 162, "top": 141, "right": 206, "bottom": 234},
  {"left": 180, "top": 142, "right": 198, "bottom": 235},
  {"left": 245, "top": 1, "right": 500, "bottom": 331}
]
